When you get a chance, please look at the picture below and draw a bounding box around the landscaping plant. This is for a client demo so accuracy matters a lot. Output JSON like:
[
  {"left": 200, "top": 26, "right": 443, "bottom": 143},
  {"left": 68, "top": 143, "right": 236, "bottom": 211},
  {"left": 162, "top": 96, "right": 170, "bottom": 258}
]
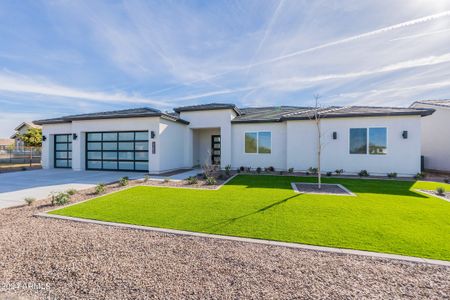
[
  {"left": 24, "top": 197, "right": 35, "bottom": 206},
  {"left": 225, "top": 164, "right": 231, "bottom": 176},
  {"left": 335, "top": 169, "right": 344, "bottom": 175},
  {"left": 205, "top": 176, "right": 217, "bottom": 185},
  {"left": 143, "top": 174, "right": 150, "bottom": 182},
  {"left": 414, "top": 172, "right": 426, "bottom": 180},
  {"left": 358, "top": 170, "right": 369, "bottom": 177},
  {"left": 387, "top": 172, "right": 397, "bottom": 178},
  {"left": 436, "top": 187, "right": 446, "bottom": 196},
  {"left": 51, "top": 192, "right": 70, "bottom": 206},
  {"left": 66, "top": 189, "right": 77, "bottom": 196},
  {"left": 256, "top": 167, "right": 262, "bottom": 174},
  {"left": 308, "top": 167, "right": 318, "bottom": 175},
  {"left": 444, "top": 178, "right": 449, "bottom": 184},
  {"left": 95, "top": 183, "right": 106, "bottom": 195},
  {"left": 288, "top": 168, "right": 294, "bottom": 174},
  {"left": 119, "top": 177, "right": 129, "bottom": 186},
  {"left": 326, "top": 172, "right": 332, "bottom": 176},
  {"left": 186, "top": 176, "right": 198, "bottom": 185}
]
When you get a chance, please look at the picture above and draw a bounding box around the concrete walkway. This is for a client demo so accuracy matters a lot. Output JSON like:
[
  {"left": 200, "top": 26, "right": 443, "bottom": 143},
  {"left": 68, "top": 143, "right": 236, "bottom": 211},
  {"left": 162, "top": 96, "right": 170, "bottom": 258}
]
[{"left": 0, "top": 168, "right": 202, "bottom": 209}]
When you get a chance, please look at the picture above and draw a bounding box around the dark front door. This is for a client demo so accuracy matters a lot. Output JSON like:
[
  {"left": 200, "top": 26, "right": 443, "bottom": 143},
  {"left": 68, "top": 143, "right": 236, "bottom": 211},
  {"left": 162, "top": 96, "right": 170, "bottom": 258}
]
[{"left": 211, "top": 135, "right": 221, "bottom": 165}]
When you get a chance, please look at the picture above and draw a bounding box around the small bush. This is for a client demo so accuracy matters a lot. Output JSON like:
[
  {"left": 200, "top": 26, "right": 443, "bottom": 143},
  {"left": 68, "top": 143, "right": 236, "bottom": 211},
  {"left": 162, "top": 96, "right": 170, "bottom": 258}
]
[
  {"left": 256, "top": 167, "right": 262, "bottom": 174},
  {"left": 305, "top": 171, "right": 310, "bottom": 176},
  {"left": 308, "top": 167, "right": 318, "bottom": 175},
  {"left": 267, "top": 166, "right": 275, "bottom": 172},
  {"left": 225, "top": 164, "right": 231, "bottom": 176},
  {"left": 444, "top": 178, "right": 449, "bottom": 184},
  {"left": 387, "top": 172, "right": 397, "bottom": 178},
  {"left": 119, "top": 177, "right": 129, "bottom": 186},
  {"left": 237, "top": 169, "right": 241, "bottom": 173},
  {"left": 279, "top": 171, "right": 284, "bottom": 175},
  {"left": 186, "top": 176, "right": 198, "bottom": 185},
  {"left": 95, "top": 183, "right": 106, "bottom": 195},
  {"left": 205, "top": 176, "right": 217, "bottom": 185},
  {"left": 66, "top": 189, "right": 77, "bottom": 196},
  {"left": 359, "top": 170, "right": 369, "bottom": 177},
  {"left": 163, "top": 178, "right": 170, "bottom": 183},
  {"left": 246, "top": 167, "right": 251, "bottom": 172},
  {"left": 239, "top": 166, "right": 245, "bottom": 172},
  {"left": 414, "top": 172, "right": 426, "bottom": 180},
  {"left": 24, "top": 197, "right": 35, "bottom": 206},
  {"left": 143, "top": 174, "right": 150, "bottom": 182},
  {"left": 436, "top": 187, "right": 446, "bottom": 196},
  {"left": 288, "top": 168, "right": 294, "bottom": 173},
  {"left": 51, "top": 192, "right": 70, "bottom": 206},
  {"left": 21, "top": 167, "right": 27, "bottom": 171},
  {"left": 335, "top": 169, "right": 344, "bottom": 175},
  {"left": 326, "top": 172, "right": 332, "bottom": 176}
]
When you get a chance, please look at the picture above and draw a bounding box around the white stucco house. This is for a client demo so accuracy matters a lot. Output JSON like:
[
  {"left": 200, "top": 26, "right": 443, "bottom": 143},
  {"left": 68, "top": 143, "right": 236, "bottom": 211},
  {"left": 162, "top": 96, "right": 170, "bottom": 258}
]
[
  {"left": 411, "top": 99, "right": 450, "bottom": 173},
  {"left": 34, "top": 103, "right": 434, "bottom": 176}
]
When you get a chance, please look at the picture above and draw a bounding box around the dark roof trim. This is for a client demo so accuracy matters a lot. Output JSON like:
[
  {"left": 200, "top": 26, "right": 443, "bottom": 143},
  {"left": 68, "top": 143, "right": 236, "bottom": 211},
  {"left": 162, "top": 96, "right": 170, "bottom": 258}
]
[
  {"left": 174, "top": 103, "right": 241, "bottom": 115},
  {"left": 281, "top": 110, "right": 435, "bottom": 121},
  {"left": 34, "top": 112, "right": 190, "bottom": 125}
]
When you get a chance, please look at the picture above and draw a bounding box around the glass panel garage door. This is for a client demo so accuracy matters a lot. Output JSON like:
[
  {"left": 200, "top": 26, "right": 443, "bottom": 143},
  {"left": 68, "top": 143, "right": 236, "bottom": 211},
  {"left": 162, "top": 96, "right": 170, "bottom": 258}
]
[
  {"left": 86, "top": 131, "right": 148, "bottom": 171},
  {"left": 54, "top": 134, "right": 72, "bottom": 168}
]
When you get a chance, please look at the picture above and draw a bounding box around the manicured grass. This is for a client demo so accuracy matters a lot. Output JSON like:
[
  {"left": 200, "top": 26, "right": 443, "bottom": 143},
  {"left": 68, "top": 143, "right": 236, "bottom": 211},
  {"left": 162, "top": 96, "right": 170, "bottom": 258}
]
[{"left": 50, "top": 175, "right": 450, "bottom": 261}]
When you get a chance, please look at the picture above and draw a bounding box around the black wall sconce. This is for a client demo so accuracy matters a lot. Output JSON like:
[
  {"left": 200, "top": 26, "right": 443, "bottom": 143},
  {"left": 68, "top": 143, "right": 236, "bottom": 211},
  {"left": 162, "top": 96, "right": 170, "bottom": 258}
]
[
  {"left": 151, "top": 131, "right": 155, "bottom": 139},
  {"left": 402, "top": 131, "right": 408, "bottom": 139},
  {"left": 152, "top": 141, "right": 156, "bottom": 154},
  {"left": 72, "top": 133, "right": 78, "bottom": 140},
  {"left": 42, "top": 135, "right": 47, "bottom": 142},
  {"left": 332, "top": 132, "right": 337, "bottom": 140}
]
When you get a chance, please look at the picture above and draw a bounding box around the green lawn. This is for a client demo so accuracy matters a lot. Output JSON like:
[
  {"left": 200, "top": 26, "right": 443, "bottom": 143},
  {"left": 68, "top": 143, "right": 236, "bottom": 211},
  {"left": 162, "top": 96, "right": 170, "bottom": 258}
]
[{"left": 50, "top": 175, "right": 450, "bottom": 261}]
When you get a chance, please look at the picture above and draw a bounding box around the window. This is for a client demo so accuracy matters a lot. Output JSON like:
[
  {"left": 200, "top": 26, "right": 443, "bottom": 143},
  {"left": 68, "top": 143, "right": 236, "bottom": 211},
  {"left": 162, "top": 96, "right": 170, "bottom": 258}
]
[
  {"left": 245, "top": 131, "right": 272, "bottom": 154},
  {"left": 369, "top": 128, "right": 387, "bottom": 155},
  {"left": 349, "top": 128, "right": 387, "bottom": 155}
]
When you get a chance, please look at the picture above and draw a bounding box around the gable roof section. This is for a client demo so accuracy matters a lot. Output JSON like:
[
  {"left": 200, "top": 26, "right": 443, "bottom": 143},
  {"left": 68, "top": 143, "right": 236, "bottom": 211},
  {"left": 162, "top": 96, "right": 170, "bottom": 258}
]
[
  {"left": 174, "top": 103, "right": 241, "bottom": 115},
  {"left": 34, "top": 108, "right": 190, "bottom": 125},
  {"left": 232, "top": 105, "right": 434, "bottom": 123},
  {"left": 411, "top": 99, "right": 450, "bottom": 108},
  {"left": 14, "top": 122, "right": 41, "bottom": 131}
]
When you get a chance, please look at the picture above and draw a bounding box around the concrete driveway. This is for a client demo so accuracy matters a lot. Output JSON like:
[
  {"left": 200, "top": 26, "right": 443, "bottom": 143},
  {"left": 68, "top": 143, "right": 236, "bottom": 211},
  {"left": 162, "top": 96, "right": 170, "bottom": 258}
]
[{"left": 0, "top": 169, "right": 144, "bottom": 209}]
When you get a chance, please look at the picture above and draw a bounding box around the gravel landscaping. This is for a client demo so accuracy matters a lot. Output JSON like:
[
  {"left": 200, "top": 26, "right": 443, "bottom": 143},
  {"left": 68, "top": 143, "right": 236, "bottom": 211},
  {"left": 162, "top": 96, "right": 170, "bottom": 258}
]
[
  {"left": 292, "top": 182, "right": 354, "bottom": 195},
  {"left": 1, "top": 186, "right": 449, "bottom": 299}
]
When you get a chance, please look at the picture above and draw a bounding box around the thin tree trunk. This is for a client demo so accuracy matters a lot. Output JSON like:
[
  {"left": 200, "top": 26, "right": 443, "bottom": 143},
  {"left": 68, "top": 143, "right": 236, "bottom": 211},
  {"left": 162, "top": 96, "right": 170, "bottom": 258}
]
[{"left": 317, "top": 119, "right": 321, "bottom": 189}]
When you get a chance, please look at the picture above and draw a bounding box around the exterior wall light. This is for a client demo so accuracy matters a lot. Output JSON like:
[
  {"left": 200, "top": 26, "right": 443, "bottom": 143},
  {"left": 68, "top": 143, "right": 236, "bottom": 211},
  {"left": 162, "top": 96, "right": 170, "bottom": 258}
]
[
  {"left": 72, "top": 133, "right": 78, "bottom": 140},
  {"left": 332, "top": 132, "right": 337, "bottom": 140},
  {"left": 402, "top": 131, "right": 408, "bottom": 139},
  {"left": 151, "top": 131, "right": 155, "bottom": 139},
  {"left": 42, "top": 135, "right": 47, "bottom": 141}
]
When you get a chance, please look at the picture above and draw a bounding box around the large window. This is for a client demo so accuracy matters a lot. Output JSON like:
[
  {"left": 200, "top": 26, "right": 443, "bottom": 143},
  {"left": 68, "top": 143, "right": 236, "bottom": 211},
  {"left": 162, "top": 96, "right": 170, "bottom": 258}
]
[
  {"left": 245, "top": 131, "right": 271, "bottom": 154},
  {"left": 86, "top": 131, "right": 148, "bottom": 171},
  {"left": 349, "top": 128, "right": 387, "bottom": 155}
]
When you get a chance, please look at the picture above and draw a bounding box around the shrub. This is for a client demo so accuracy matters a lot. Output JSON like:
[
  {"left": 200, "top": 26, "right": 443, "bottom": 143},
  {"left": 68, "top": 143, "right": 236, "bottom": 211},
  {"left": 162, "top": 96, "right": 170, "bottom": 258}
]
[
  {"left": 436, "top": 187, "right": 446, "bottom": 196},
  {"left": 24, "top": 197, "right": 35, "bottom": 206},
  {"left": 163, "top": 178, "right": 170, "bottom": 183},
  {"left": 288, "top": 168, "right": 294, "bottom": 174},
  {"left": 51, "top": 192, "right": 70, "bottom": 206},
  {"left": 268, "top": 166, "right": 275, "bottom": 172},
  {"left": 21, "top": 167, "right": 27, "bottom": 171},
  {"left": 335, "top": 169, "right": 344, "bottom": 175},
  {"left": 414, "top": 172, "right": 426, "bottom": 180},
  {"left": 186, "top": 176, "right": 198, "bottom": 185},
  {"left": 308, "top": 167, "right": 318, "bottom": 175},
  {"left": 256, "top": 167, "right": 262, "bottom": 174},
  {"left": 444, "top": 178, "right": 449, "bottom": 184},
  {"left": 143, "top": 174, "right": 150, "bottom": 182},
  {"left": 239, "top": 166, "right": 245, "bottom": 172},
  {"left": 119, "top": 177, "right": 129, "bottom": 186},
  {"left": 246, "top": 167, "right": 251, "bottom": 172},
  {"left": 358, "top": 170, "right": 369, "bottom": 177},
  {"left": 225, "top": 164, "right": 231, "bottom": 176},
  {"left": 387, "top": 172, "right": 397, "bottom": 178},
  {"left": 279, "top": 171, "right": 284, "bottom": 175},
  {"left": 237, "top": 169, "right": 241, "bottom": 173},
  {"left": 95, "top": 183, "right": 106, "bottom": 195},
  {"left": 326, "top": 172, "right": 332, "bottom": 177},
  {"left": 205, "top": 176, "right": 217, "bottom": 185},
  {"left": 66, "top": 189, "right": 77, "bottom": 196}
]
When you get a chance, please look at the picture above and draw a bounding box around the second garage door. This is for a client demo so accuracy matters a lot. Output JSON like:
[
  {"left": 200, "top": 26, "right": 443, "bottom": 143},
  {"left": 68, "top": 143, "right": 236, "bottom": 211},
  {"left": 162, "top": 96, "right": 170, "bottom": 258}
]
[{"left": 86, "top": 131, "right": 149, "bottom": 171}]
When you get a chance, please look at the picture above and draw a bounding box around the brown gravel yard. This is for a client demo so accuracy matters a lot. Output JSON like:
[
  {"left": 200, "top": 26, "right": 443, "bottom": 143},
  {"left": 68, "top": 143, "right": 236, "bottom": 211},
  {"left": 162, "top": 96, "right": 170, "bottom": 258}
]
[{"left": 1, "top": 186, "right": 449, "bottom": 299}]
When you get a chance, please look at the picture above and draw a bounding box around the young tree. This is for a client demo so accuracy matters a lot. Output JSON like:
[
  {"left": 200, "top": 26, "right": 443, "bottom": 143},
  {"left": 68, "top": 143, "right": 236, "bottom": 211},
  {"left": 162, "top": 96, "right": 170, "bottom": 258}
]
[{"left": 18, "top": 127, "right": 42, "bottom": 166}]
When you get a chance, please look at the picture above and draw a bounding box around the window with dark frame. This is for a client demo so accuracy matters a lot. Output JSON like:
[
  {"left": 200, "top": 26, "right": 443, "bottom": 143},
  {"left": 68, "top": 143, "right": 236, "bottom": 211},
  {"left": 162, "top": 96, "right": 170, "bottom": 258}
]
[
  {"left": 349, "top": 127, "right": 387, "bottom": 155},
  {"left": 54, "top": 134, "right": 72, "bottom": 168},
  {"left": 85, "top": 131, "right": 149, "bottom": 171}
]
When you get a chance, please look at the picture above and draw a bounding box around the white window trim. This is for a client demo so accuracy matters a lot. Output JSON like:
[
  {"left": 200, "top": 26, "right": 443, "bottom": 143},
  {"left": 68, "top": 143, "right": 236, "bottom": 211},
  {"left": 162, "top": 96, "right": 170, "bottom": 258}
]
[
  {"left": 244, "top": 131, "right": 272, "bottom": 155},
  {"left": 348, "top": 127, "right": 388, "bottom": 155}
]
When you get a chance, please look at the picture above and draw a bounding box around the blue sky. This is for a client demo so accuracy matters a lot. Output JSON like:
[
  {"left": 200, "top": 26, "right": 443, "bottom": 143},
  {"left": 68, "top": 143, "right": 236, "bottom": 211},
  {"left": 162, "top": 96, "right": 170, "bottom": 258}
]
[{"left": 1, "top": 0, "right": 450, "bottom": 137}]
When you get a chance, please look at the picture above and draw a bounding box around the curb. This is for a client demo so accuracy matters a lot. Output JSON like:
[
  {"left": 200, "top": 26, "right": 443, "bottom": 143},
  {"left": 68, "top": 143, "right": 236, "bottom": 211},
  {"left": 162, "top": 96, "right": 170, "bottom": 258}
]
[{"left": 35, "top": 212, "right": 450, "bottom": 268}]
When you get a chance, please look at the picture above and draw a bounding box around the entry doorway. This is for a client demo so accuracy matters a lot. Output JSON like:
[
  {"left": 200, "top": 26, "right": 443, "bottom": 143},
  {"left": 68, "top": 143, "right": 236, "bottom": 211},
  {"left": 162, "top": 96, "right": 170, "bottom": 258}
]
[{"left": 211, "top": 135, "right": 221, "bottom": 165}]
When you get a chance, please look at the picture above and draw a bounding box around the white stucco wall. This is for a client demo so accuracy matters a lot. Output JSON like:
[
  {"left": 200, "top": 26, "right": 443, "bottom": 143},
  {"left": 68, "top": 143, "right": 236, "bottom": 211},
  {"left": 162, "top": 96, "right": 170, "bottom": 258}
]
[
  {"left": 287, "top": 116, "right": 422, "bottom": 176},
  {"left": 158, "top": 119, "right": 190, "bottom": 172},
  {"left": 179, "top": 109, "right": 236, "bottom": 169},
  {"left": 192, "top": 128, "right": 220, "bottom": 166},
  {"left": 41, "top": 123, "right": 73, "bottom": 169},
  {"left": 231, "top": 123, "right": 287, "bottom": 170},
  {"left": 411, "top": 103, "right": 450, "bottom": 172}
]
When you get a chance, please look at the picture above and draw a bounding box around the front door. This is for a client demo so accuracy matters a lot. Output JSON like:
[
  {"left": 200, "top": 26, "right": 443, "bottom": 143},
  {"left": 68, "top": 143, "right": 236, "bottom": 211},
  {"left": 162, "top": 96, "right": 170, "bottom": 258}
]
[{"left": 211, "top": 135, "right": 221, "bottom": 165}]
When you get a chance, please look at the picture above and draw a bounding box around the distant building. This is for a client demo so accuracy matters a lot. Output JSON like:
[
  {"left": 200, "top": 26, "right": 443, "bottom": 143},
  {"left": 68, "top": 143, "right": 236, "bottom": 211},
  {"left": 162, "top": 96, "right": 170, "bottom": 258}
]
[
  {"left": 0, "top": 138, "right": 14, "bottom": 150},
  {"left": 10, "top": 122, "right": 42, "bottom": 150}
]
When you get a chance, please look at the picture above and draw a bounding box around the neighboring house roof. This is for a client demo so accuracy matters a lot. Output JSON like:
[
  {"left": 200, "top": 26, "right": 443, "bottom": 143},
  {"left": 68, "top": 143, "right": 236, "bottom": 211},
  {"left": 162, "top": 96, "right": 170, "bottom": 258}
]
[
  {"left": 34, "top": 108, "right": 190, "bottom": 125},
  {"left": 174, "top": 103, "right": 241, "bottom": 115},
  {"left": 0, "top": 138, "right": 14, "bottom": 146},
  {"left": 14, "top": 122, "right": 41, "bottom": 131},
  {"left": 410, "top": 99, "right": 450, "bottom": 108},
  {"left": 232, "top": 105, "right": 434, "bottom": 123}
]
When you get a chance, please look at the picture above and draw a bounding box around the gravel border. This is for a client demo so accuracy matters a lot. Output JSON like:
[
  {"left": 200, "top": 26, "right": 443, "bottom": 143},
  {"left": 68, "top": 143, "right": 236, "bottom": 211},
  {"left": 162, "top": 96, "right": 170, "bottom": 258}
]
[
  {"left": 291, "top": 182, "right": 356, "bottom": 196},
  {"left": 415, "top": 189, "right": 450, "bottom": 203}
]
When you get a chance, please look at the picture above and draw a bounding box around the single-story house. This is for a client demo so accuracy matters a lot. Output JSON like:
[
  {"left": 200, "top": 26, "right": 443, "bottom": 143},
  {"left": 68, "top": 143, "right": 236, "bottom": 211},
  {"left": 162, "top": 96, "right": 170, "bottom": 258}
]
[
  {"left": 34, "top": 103, "right": 434, "bottom": 176},
  {"left": 10, "top": 122, "right": 42, "bottom": 150},
  {"left": 410, "top": 99, "right": 450, "bottom": 173}
]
